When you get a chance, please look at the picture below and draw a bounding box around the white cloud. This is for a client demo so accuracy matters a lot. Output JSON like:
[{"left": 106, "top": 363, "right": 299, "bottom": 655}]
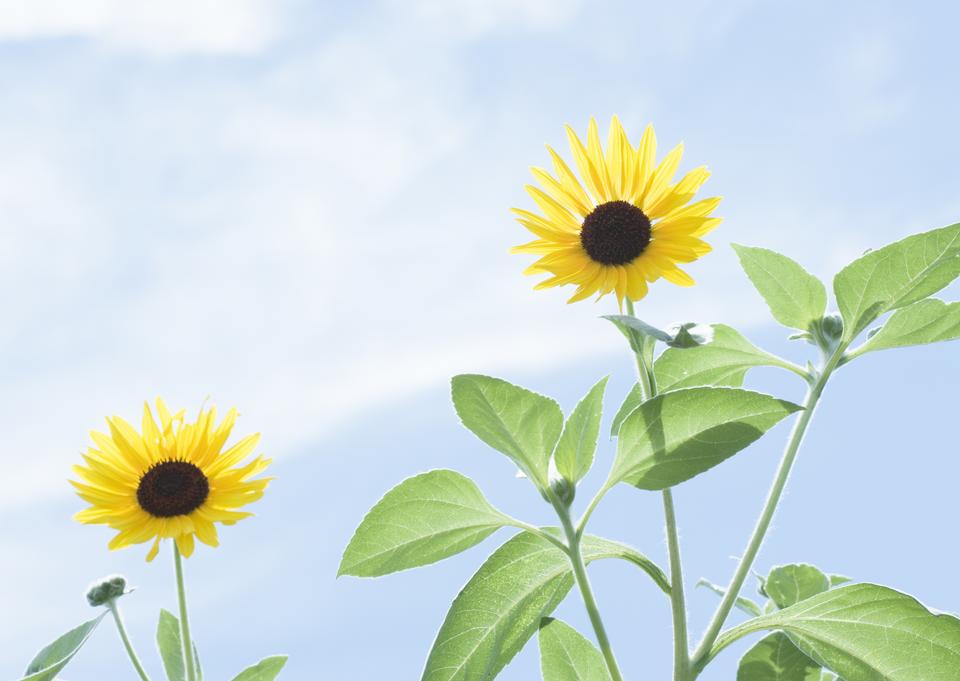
[
  {"left": 0, "top": 0, "right": 947, "bottom": 517},
  {"left": 0, "top": 0, "right": 283, "bottom": 55},
  {"left": 402, "top": 0, "right": 582, "bottom": 36}
]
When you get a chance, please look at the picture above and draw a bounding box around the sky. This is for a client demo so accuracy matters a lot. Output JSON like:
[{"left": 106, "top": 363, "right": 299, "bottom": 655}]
[{"left": 1, "top": 0, "right": 958, "bottom": 679}]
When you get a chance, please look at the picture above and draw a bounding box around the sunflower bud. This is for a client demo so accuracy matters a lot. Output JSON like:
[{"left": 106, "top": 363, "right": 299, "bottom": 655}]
[
  {"left": 85, "top": 575, "right": 127, "bottom": 607},
  {"left": 543, "top": 467, "right": 576, "bottom": 507},
  {"left": 811, "top": 313, "right": 844, "bottom": 353}
]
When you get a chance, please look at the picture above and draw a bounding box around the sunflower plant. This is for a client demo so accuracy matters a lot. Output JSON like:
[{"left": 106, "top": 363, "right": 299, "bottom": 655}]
[
  {"left": 17, "top": 400, "right": 287, "bottom": 681},
  {"left": 341, "top": 118, "right": 960, "bottom": 680}
]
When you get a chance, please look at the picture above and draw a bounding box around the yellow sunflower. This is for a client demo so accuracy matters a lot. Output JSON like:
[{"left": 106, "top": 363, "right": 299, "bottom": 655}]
[
  {"left": 71, "top": 399, "right": 271, "bottom": 562},
  {"left": 512, "top": 116, "right": 721, "bottom": 304}
]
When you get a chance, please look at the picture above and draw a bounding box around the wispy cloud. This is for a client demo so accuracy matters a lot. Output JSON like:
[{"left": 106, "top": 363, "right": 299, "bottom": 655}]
[
  {"left": 1, "top": 0, "right": 954, "bottom": 517},
  {"left": 0, "top": 0, "right": 284, "bottom": 55}
]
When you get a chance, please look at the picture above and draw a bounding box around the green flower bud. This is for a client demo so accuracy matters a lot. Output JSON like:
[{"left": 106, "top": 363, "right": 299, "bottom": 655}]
[
  {"left": 548, "top": 473, "right": 576, "bottom": 507},
  {"left": 811, "top": 312, "right": 844, "bottom": 352},
  {"left": 86, "top": 575, "right": 127, "bottom": 607},
  {"left": 820, "top": 313, "right": 844, "bottom": 341}
]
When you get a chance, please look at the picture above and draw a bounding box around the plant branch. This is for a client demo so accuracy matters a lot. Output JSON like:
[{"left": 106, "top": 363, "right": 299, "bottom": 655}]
[
  {"left": 553, "top": 495, "right": 625, "bottom": 681},
  {"left": 690, "top": 347, "right": 845, "bottom": 673},
  {"left": 106, "top": 600, "right": 152, "bottom": 681}
]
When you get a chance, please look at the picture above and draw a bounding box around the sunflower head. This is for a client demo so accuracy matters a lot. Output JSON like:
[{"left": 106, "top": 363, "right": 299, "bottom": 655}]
[
  {"left": 512, "top": 116, "right": 721, "bottom": 305},
  {"left": 71, "top": 399, "right": 272, "bottom": 562}
]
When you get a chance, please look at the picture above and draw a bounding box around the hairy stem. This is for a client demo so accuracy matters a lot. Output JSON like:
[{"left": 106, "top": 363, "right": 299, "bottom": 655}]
[
  {"left": 555, "top": 500, "right": 625, "bottom": 681},
  {"left": 624, "top": 299, "right": 689, "bottom": 680},
  {"left": 662, "top": 489, "right": 690, "bottom": 681},
  {"left": 690, "top": 348, "right": 843, "bottom": 673},
  {"left": 106, "top": 600, "right": 152, "bottom": 681},
  {"left": 173, "top": 543, "right": 198, "bottom": 681}
]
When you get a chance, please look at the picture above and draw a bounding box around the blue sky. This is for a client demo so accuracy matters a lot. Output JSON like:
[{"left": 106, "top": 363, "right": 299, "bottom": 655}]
[{"left": 1, "top": 1, "right": 958, "bottom": 679}]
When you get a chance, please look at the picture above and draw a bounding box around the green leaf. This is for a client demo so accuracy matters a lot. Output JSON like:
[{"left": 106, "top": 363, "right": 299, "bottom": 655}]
[
  {"left": 608, "top": 387, "right": 802, "bottom": 490},
  {"left": 855, "top": 298, "right": 960, "bottom": 355},
  {"left": 339, "top": 470, "right": 511, "bottom": 577},
  {"left": 666, "top": 322, "right": 715, "bottom": 348},
  {"left": 716, "top": 584, "right": 960, "bottom": 680},
  {"left": 738, "top": 633, "right": 821, "bottom": 681},
  {"left": 554, "top": 377, "right": 608, "bottom": 482},
  {"left": 157, "top": 609, "right": 186, "bottom": 681},
  {"left": 765, "top": 564, "right": 831, "bottom": 609},
  {"left": 603, "top": 315, "right": 672, "bottom": 344},
  {"left": 829, "top": 574, "right": 851, "bottom": 588},
  {"left": 733, "top": 245, "right": 827, "bottom": 331},
  {"left": 610, "top": 384, "right": 643, "bottom": 437},
  {"left": 421, "top": 531, "right": 667, "bottom": 681},
  {"left": 834, "top": 222, "right": 960, "bottom": 340},
  {"left": 697, "top": 578, "right": 763, "bottom": 617},
  {"left": 230, "top": 656, "right": 288, "bottom": 681},
  {"left": 156, "top": 610, "right": 202, "bottom": 681},
  {"left": 21, "top": 615, "right": 104, "bottom": 681},
  {"left": 654, "top": 325, "right": 798, "bottom": 391},
  {"left": 451, "top": 375, "right": 563, "bottom": 488},
  {"left": 539, "top": 618, "right": 612, "bottom": 681}
]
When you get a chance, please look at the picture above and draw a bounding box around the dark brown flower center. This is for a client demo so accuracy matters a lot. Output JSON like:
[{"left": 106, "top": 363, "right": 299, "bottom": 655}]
[
  {"left": 580, "top": 200, "right": 651, "bottom": 265},
  {"left": 137, "top": 461, "right": 209, "bottom": 517}
]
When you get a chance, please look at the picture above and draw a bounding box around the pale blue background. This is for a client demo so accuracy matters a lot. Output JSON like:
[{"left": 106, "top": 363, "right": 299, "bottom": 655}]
[{"left": 1, "top": 1, "right": 958, "bottom": 679}]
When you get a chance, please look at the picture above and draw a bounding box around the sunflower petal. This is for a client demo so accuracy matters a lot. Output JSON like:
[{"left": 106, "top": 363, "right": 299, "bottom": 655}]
[
  {"left": 547, "top": 145, "right": 594, "bottom": 212},
  {"left": 631, "top": 124, "right": 657, "bottom": 202},
  {"left": 565, "top": 124, "right": 607, "bottom": 203},
  {"left": 642, "top": 143, "right": 684, "bottom": 212},
  {"left": 647, "top": 166, "right": 711, "bottom": 219},
  {"left": 530, "top": 167, "right": 591, "bottom": 218}
]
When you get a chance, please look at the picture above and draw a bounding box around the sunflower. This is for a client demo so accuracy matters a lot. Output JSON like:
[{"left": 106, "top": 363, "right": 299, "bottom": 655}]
[
  {"left": 512, "top": 116, "right": 721, "bottom": 304},
  {"left": 71, "top": 399, "right": 271, "bottom": 562}
]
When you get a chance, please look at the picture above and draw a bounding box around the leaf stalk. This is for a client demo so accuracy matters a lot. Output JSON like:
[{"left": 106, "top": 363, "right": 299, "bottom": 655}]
[
  {"left": 106, "top": 599, "right": 152, "bottom": 681},
  {"left": 690, "top": 344, "right": 846, "bottom": 674}
]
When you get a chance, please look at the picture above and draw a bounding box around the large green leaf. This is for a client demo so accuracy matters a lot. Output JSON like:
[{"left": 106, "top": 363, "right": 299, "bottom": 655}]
[
  {"left": 610, "top": 384, "right": 644, "bottom": 437},
  {"left": 715, "top": 584, "right": 960, "bottom": 680},
  {"left": 733, "top": 245, "right": 827, "bottom": 332},
  {"left": 834, "top": 222, "right": 960, "bottom": 341},
  {"left": 554, "top": 377, "right": 608, "bottom": 483},
  {"left": 765, "top": 564, "right": 830, "bottom": 610},
  {"left": 421, "top": 531, "right": 667, "bottom": 681},
  {"left": 20, "top": 615, "right": 104, "bottom": 681},
  {"left": 856, "top": 298, "right": 960, "bottom": 355},
  {"left": 738, "top": 633, "right": 821, "bottom": 681},
  {"left": 451, "top": 375, "right": 563, "bottom": 488},
  {"left": 230, "top": 656, "right": 287, "bottom": 681},
  {"left": 157, "top": 609, "right": 186, "bottom": 681},
  {"left": 539, "top": 618, "right": 612, "bottom": 681},
  {"left": 654, "top": 325, "right": 799, "bottom": 391},
  {"left": 608, "top": 387, "right": 801, "bottom": 490},
  {"left": 339, "top": 470, "right": 511, "bottom": 577}
]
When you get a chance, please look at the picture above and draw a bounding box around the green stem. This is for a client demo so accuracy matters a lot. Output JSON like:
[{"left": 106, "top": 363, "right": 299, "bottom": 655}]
[
  {"left": 575, "top": 485, "right": 609, "bottom": 537},
  {"left": 555, "top": 500, "right": 625, "bottom": 681},
  {"left": 662, "top": 489, "right": 690, "bottom": 681},
  {"left": 173, "top": 543, "right": 198, "bottom": 681},
  {"left": 106, "top": 600, "right": 152, "bottom": 681},
  {"left": 690, "top": 348, "right": 844, "bottom": 674},
  {"left": 624, "top": 299, "right": 689, "bottom": 680}
]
